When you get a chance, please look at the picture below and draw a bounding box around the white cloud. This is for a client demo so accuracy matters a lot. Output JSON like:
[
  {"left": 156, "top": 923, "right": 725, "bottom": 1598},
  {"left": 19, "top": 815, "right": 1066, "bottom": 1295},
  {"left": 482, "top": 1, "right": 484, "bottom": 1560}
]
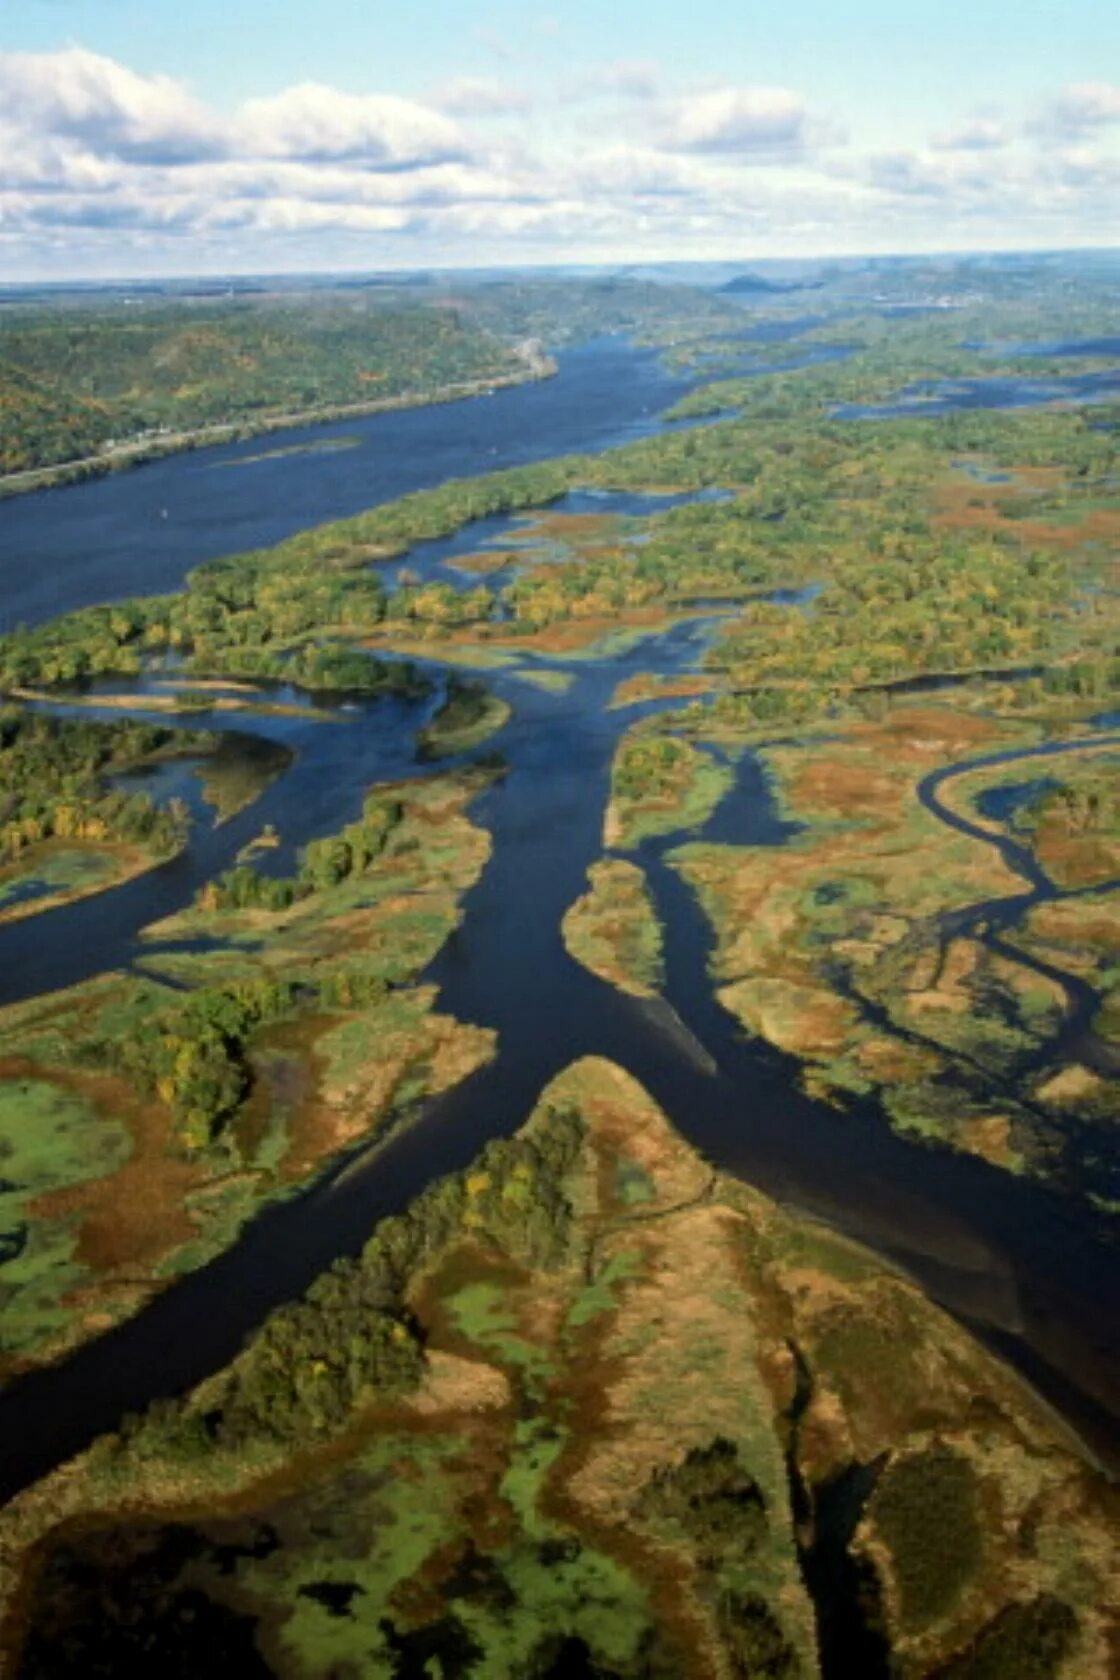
[
  {"left": 430, "top": 76, "right": 529, "bottom": 117},
  {"left": 162, "top": 157, "right": 539, "bottom": 211},
  {"left": 565, "top": 145, "right": 712, "bottom": 202},
  {"left": 568, "top": 59, "right": 662, "bottom": 102},
  {"left": 0, "top": 127, "right": 124, "bottom": 192},
  {"left": 932, "top": 118, "right": 1008, "bottom": 151},
  {"left": 661, "top": 85, "right": 816, "bottom": 156},
  {"left": 1041, "top": 146, "right": 1120, "bottom": 191},
  {"left": 219, "top": 198, "right": 415, "bottom": 235},
  {"left": 1042, "top": 82, "right": 1120, "bottom": 134},
  {"left": 863, "top": 147, "right": 1031, "bottom": 203},
  {"left": 237, "top": 84, "right": 466, "bottom": 168},
  {"left": 0, "top": 45, "right": 222, "bottom": 164},
  {"left": 866, "top": 151, "right": 951, "bottom": 198},
  {"left": 1, "top": 46, "right": 1117, "bottom": 275}
]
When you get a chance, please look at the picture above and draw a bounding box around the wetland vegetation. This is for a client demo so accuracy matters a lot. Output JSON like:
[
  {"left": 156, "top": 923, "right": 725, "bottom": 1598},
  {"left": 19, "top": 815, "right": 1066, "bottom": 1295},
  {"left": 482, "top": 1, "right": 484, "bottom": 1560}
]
[
  {"left": 0, "top": 763, "right": 498, "bottom": 1377},
  {"left": 0, "top": 710, "right": 272, "bottom": 923},
  {"left": 3, "top": 1061, "right": 1115, "bottom": 1679},
  {"left": 0, "top": 260, "right": 1117, "bottom": 1675}
]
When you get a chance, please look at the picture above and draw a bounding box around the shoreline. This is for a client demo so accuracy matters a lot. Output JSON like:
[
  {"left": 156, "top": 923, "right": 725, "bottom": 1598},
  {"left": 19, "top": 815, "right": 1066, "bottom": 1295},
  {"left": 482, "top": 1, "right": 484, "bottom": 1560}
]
[{"left": 0, "top": 343, "right": 557, "bottom": 502}]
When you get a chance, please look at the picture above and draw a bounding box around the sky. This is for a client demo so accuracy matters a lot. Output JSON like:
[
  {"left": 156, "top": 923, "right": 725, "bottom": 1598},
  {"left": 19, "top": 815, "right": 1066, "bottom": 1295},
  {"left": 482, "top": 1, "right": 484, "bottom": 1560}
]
[{"left": 0, "top": 0, "right": 1118, "bottom": 279}]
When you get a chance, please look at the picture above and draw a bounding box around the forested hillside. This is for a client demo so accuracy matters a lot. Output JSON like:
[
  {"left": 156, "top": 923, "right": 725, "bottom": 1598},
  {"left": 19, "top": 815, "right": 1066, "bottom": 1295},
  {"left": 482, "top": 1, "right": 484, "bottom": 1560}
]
[{"left": 0, "top": 297, "right": 524, "bottom": 475}]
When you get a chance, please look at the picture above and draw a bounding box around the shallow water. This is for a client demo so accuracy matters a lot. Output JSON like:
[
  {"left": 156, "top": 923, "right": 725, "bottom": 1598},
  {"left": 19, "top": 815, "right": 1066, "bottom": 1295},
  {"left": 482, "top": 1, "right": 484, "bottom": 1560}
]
[{"left": 969, "top": 336, "right": 1120, "bottom": 359}]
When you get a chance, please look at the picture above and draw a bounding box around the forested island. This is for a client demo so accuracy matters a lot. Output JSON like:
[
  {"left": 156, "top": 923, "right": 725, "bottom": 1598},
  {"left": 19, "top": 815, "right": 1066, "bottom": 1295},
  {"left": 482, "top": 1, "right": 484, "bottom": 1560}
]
[{"left": 0, "top": 258, "right": 1116, "bottom": 1676}]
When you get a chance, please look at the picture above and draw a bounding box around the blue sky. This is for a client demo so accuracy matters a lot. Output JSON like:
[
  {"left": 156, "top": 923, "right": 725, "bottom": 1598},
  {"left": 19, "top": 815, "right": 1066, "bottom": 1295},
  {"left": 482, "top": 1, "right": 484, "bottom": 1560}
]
[{"left": 1, "top": 0, "right": 1117, "bottom": 277}]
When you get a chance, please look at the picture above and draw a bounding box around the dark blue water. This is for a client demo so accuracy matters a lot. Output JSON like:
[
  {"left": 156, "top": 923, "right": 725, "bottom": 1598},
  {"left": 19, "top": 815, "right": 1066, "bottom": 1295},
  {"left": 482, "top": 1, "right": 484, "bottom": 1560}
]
[
  {"left": 974, "top": 778, "right": 1059, "bottom": 826},
  {"left": 722, "top": 314, "right": 833, "bottom": 341},
  {"left": 1028, "top": 337, "right": 1120, "bottom": 358},
  {"left": 683, "top": 343, "right": 855, "bottom": 381},
  {"left": 0, "top": 339, "right": 696, "bottom": 632},
  {"left": 0, "top": 686, "right": 439, "bottom": 1002},
  {"left": 968, "top": 337, "right": 1120, "bottom": 359},
  {"left": 2, "top": 637, "right": 1118, "bottom": 1500},
  {"left": 745, "top": 314, "right": 831, "bottom": 340}
]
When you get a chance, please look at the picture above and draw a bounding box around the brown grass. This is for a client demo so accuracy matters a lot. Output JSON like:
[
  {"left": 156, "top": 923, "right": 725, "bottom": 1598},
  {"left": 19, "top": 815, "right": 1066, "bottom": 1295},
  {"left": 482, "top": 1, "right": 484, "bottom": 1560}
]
[
  {"left": 1, "top": 1058, "right": 198, "bottom": 1272},
  {"left": 610, "top": 673, "right": 720, "bottom": 709},
  {"left": 933, "top": 474, "right": 1120, "bottom": 552}
]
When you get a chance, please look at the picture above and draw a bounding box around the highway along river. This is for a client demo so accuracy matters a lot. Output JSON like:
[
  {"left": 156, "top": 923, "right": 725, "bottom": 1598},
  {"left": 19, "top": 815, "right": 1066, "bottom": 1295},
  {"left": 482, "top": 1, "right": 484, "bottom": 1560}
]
[{"left": 0, "top": 337, "right": 1117, "bottom": 1500}]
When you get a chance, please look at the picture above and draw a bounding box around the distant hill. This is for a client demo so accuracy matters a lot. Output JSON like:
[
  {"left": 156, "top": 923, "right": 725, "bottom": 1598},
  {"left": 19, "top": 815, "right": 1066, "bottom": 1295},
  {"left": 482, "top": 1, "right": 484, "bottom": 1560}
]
[{"left": 721, "top": 271, "right": 822, "bottom": 296}]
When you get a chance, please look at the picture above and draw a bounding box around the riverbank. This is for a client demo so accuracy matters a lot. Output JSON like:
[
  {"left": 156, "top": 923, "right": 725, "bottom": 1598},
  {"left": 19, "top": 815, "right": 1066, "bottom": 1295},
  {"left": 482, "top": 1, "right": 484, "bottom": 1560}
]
[{"left": 0, "top": 340, "right": 557, "bottom": 501}]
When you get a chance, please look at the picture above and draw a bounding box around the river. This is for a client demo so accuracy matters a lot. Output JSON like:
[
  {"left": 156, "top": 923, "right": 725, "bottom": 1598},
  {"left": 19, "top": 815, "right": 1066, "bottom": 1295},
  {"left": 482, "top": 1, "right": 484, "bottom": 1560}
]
[
  {"left": 0, "top": 335, "right": 1117, "bottom": 1505},
  {"left": 0, "top": 338, "right": 699, "bottom": 633}
]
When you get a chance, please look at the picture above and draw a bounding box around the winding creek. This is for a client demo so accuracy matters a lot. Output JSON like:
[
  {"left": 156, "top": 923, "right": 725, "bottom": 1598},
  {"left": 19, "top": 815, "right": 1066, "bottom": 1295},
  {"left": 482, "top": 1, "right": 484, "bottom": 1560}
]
[
  {"left": 0, "top": 335, "right": 1118, "bottom": 1518},
  {"left": 919, "top": 740, "right": 1120, "bottom": 1076}
]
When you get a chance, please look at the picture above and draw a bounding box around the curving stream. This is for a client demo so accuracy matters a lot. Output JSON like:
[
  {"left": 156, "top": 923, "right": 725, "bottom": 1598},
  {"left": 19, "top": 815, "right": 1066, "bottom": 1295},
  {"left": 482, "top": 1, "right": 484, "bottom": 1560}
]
[{"left": 918, "top": 740, "right": 1120, "bottom": 1075}]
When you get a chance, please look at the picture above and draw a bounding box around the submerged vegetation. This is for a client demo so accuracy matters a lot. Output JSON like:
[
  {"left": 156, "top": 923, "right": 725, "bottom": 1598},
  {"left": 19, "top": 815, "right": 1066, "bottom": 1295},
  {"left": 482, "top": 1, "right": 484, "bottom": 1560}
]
[{"left": 416, "top": 676, "right": 511, "bottom": 759}]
